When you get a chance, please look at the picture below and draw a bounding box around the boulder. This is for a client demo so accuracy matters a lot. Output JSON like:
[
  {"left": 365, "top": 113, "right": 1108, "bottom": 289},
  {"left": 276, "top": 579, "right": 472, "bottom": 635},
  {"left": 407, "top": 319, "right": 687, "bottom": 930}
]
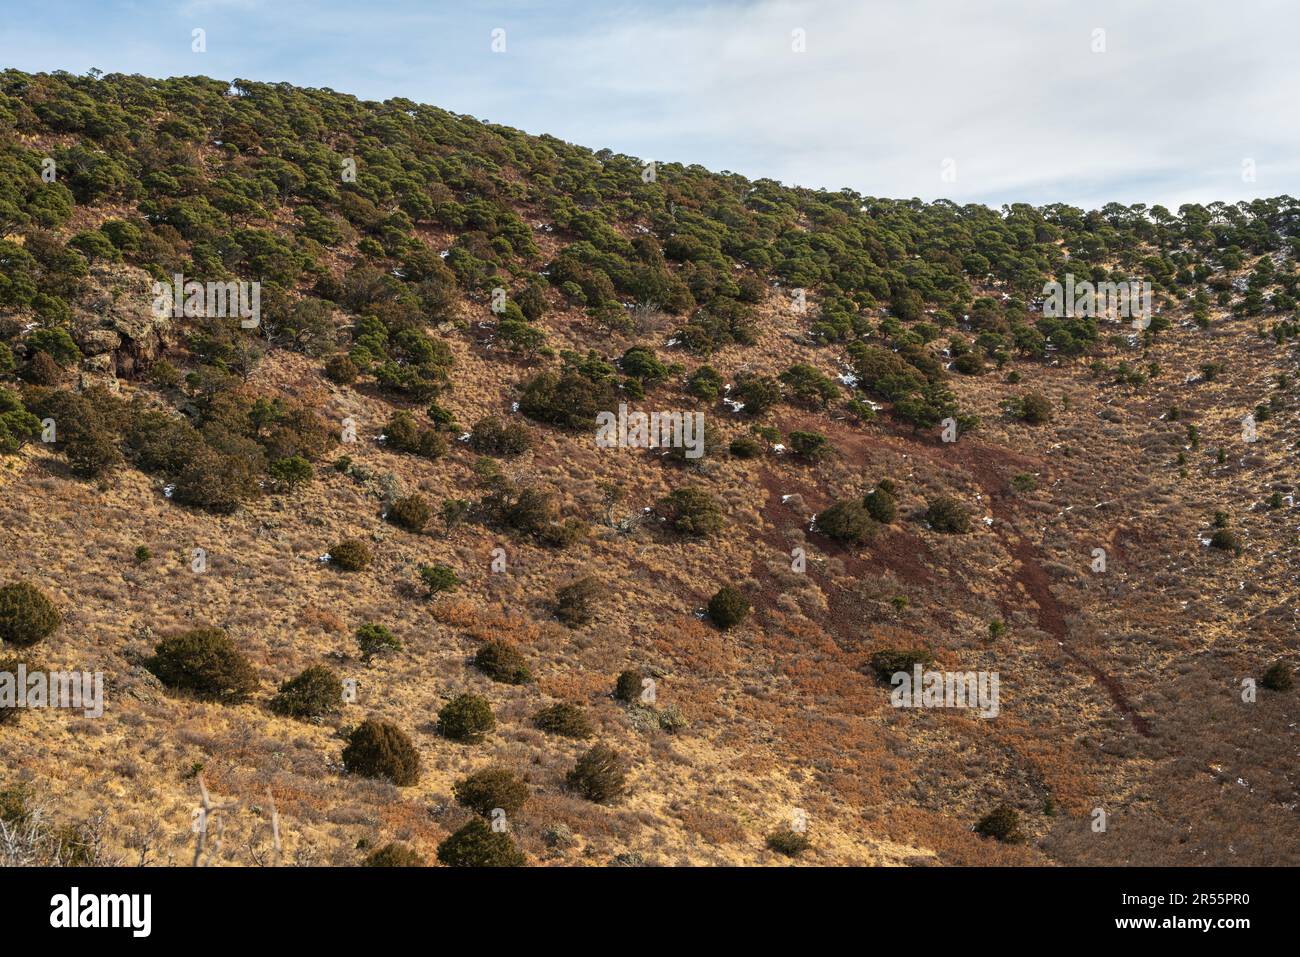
[{"left": 76, "top": 327, "right": 122, "bottom": 355}]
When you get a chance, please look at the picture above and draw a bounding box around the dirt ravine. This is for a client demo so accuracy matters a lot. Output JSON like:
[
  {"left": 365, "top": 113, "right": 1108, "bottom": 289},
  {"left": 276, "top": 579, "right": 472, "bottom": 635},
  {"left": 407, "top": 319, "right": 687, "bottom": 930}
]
[{"left": 937, "top": 435, "right": 1154, "bottom": 737}]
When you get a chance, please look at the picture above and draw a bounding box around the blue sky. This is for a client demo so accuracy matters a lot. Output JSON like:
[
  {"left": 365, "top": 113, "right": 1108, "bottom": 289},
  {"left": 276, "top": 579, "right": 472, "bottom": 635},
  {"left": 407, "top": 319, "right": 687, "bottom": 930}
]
[{"left": 2, "top": 0, "right": 1297, "bottom": 210}]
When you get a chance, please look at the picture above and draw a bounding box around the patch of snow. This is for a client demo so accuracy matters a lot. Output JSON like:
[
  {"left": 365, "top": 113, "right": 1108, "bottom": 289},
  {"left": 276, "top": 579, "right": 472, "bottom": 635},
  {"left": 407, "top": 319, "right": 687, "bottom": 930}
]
[{"left": 163, "top": 484, "right": 175, "bottom": 499}]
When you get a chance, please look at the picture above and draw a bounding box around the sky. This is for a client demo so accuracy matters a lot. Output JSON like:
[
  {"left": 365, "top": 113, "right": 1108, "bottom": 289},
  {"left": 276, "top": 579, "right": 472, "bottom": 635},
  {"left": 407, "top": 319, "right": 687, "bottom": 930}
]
[{"left": 1, "top": 0, "right": 1297, "bottom": 210}]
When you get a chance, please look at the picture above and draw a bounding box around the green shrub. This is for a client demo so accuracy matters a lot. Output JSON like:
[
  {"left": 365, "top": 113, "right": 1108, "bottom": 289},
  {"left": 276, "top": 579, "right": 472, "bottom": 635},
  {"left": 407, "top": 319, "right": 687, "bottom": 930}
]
[
  {"left": 453, "top": 766, "right": 529, "bottom": 817},
  {"left": 614, "top": 669, "right": 644, "bottom": 704},
  {"left": 657, "top": 486, "right": 724, "bottom": 537},
  {"left": 147, "top": 627, "right": 258, "bottom": 703},
  {"left": 387, "top": 494, "right": 432, "bottom": 532},
  {"left": 62, "top": 418, "right": 123, "bottom": 480},
  {"left": 687, "top": 364, "right": 723, "bottom": 400},
  {"left": 172, "top": 446, "right": 261, "bottom": 513},
  {"left": 787, "top": 430, "right": 831, "bottom": 461},
  {"left": 342, "top": 719, "right": 421, "bottom": 786},
  {"left": 729, "top": 436, "right": 763, "bottom": 458},
  {"left": 554, "top": 575, "right": 600, "bottom": 627},
  {"left": 732, "top": 373, "right": 781, "bottom": 416},
  {"left": 269, "top": 455, "right": 313, "bottom": 491},
  {"left": 974, "top": 805, "right": 1024, "bottom": 843},
  {"left": 418, "top": 563, "right": 459, "bottom": 595},
  {"left": 330, "top": 538, "right": 373, "bottom": 571},
  {"left": 707, "top": 585, "right": 750, "bottom": 629},
  {"left": 868, "top": 648, "right": 933, "bottom": 681},
  {"left": 1260, "top": 661, "right": 1293, "bottom": 691},
  {"left": 925, "top": 495, "right": 970, "bottom": 534},
  {"left": 436, "top": 818, "right": 525, "bottom": 867},
  {"left": 362, "top": 842, "right": 424, "bottom": 866},
  {"left": 384, "top": 411, "right": 446, "bottom": 459},
  {"left": 863, "top": 486, "right": 897, "bottom": 523},
  {"left": 532, "top": 702, "right": 594, "bottom": 738},
  {"left": 437, "top": 693, "right": 495, "bottom": 742},
  {"left": 356, "top": 623, "right": 400, "bottom": 663},
  {"left": 766, "top": 829, "right": 811, "bottom": 857},
  {"left": 1209, "top": 528, "right": 1242, "bottom": 554},
  {"left": 566, "top": 744, "right": 626, "bottom": 802},
  {"left": 468, "top": 416, "right": 531, "bottom": 456},
  {"left": 21, "top": 351, "right": 63, "bottom": 385},
  {"left": 816, "top": 499, "right": 874, "bottom": 544},
  {"left": 270, "top": 665, "right": 342, "bottom": 719},
  {"left": 1015, "top": 392, "right": 1054, "bottom": 425},
  {"left": 324, "top": 354, "right": 358, "bottom": 385},
  {"left": 0, "top": 582, "right": 62, "bottom": 646},
  {"left": 519, "top": 370, "right": 615, "bottom": 430},
  {"left": 474, "top": 640, "right": 531, "bottom": 684}
]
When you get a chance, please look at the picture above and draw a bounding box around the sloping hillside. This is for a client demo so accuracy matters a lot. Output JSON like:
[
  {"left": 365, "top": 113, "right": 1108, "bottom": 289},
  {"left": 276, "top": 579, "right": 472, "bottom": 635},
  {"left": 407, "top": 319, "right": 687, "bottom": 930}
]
[{"left": 0, "top": 71, "right": 1297, "bottom": 866}]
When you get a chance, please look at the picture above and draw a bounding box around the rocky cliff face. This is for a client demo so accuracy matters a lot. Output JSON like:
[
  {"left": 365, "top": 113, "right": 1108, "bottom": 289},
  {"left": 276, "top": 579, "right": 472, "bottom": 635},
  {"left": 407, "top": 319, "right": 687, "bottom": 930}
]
[{"left": 74, "top": 266, "right": 177, "bottom": 383}]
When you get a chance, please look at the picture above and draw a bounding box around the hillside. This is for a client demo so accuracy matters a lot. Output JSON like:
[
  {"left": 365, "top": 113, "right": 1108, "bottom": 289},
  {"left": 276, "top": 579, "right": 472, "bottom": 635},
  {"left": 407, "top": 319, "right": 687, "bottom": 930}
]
[{"left": 0, "top": 70, "right": 1297, "bottom": 866}]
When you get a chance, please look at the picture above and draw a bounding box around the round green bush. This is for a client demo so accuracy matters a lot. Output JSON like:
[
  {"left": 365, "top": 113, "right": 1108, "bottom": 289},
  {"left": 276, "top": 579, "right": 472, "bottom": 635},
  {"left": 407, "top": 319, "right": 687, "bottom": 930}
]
[
  {"left": 341, "top": 719, "right": 421, "bottom": 786},
  {"left": 0, "top": 582, "right": 62, "bottom": 646},
  {"left": 474, "top": 640, "right": 531, "bottom": 684},
  {"left": 147, "top": 627, "right": 259, "bottom": 703},
  {"left": 387, "top": 494, "right": 432, "bottom": 532},
  {"left": 330, "top": 538, "right": 373, "bottom": 571},
  {"left": 362, "top": 842, "right": 424, "bottom": 866},
  {"left": 707, "top": 585, "right": 750, "bottom": 629},
  {"left": 728, "top": 436, "right": 763, "bottom": 459},
  {"left": 532, "top": 702, "right": 594, "bottom": 738},
  {"left": 452, "top": 766, "right": 529, "bottom": 817},
  {"left": 1209, "top": 528, "right": 1242, "bottom": 554},
  {"left": 1017, "top": 392, "right": 1053, "bottom": 425},
  {"left": 355, "top": 622, "right": 400, "bottom": 663},
  {"left": 270, "top": 665, "right": 343, "bottom": 719},
  {"left": 565, "top": 744, "right": 626, "bottom": 803},
  {"left": 974, "top": 804, "right": 1024, "bottom": 843},
  {"left": 614, "top": 669, "right": 644, "bottom": 704},
  {"left": 925, "top": 496, "right": 970, "bottom": 534},
  {"left": 657, "top": 486, "right": 724, "bottom": 537},
  {"left": 863, "top": 486, "right": 897, "bottom": 524},
  {"left": 437, "top": 693, "right": 495, "bottom": 742},
  {"left": 324, "top": 354, "right": 359, "bottom": 385},
  {"left": 554, "top": 576, "right": 600, "bottom": 627},
  {"left": 436, "top": 818, "right": 525, "bottom": 867},
  {"left": 766, "top": 828, "right": 811, "bottom": 857},
  {"left": 816, "top": 499, "right": 874, "bottom": 544},
  {"left": 1260, "top": 661, "right": 1293, "bottom": 691}
]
